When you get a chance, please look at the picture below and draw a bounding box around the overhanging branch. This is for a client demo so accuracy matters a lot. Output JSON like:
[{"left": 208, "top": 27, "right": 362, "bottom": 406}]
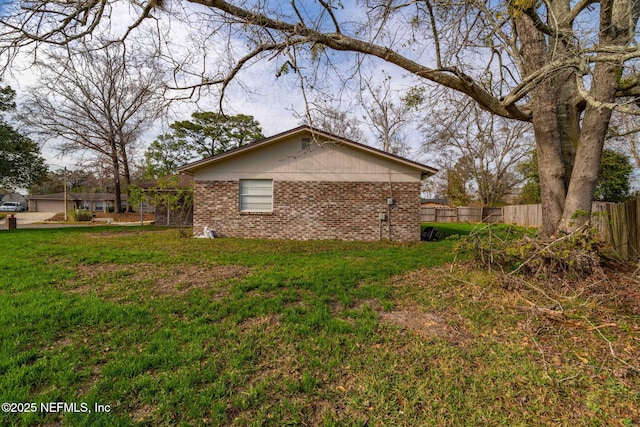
[{"left": 186, "top": 0, "right": 531, "bottom": 121}]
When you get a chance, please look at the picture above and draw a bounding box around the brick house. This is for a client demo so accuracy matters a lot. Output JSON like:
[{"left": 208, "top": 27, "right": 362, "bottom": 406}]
[{"left": 178, "top": 126, "right": 437, "bottom": 241}]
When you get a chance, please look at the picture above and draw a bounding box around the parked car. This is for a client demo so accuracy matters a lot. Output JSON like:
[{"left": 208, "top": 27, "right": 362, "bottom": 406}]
[{"left": 0, "top": 202, "right": 24, "bottom": 212}]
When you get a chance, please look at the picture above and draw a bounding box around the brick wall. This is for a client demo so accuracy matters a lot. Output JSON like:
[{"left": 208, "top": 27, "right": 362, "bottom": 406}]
[{"left": 194, "top": 180, "right": 421, "bottom": 241}]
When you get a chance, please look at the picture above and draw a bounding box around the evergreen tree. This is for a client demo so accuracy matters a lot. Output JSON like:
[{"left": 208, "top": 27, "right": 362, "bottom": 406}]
[
  {"left": 0, "top": 86, "right": 47, "bottom": 190},
  {"left": 594, "top": 150, "right": 633, "bottom": 203},
  {"left": 144, "top": 112, "right": 264, "bottom": 178}
]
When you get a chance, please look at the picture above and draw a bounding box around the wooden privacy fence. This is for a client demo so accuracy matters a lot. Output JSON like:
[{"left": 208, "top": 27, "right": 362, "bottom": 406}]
[
  {"left": 502, "top": 204, "right": 543, "bottom": 228},
  {"left": 590, "top": 200, "right": 640, "bottom": 259},
  {"left": 420, "top": 206, "right": 503, "bottom": 223}
]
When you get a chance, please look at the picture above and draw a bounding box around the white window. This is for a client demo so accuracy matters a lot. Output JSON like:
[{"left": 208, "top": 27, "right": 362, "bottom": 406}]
[{"left": 239, "top": 179, "right": 273, "bottom": 212}]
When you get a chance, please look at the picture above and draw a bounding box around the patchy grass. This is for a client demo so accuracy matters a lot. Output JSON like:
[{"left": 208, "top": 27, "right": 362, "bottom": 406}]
[{"left": 0, "top": 226, "right": 638, "bottom": 426}]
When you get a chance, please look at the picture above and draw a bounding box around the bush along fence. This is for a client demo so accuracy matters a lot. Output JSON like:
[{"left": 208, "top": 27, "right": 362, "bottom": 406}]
[{"left": 421, "top": 201, "right": 640, "bottom": 259}]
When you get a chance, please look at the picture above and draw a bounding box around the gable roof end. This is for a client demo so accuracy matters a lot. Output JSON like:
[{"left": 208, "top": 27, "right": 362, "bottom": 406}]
[{"left": 177, "top": 125, "right": 438, "bottom": 177}]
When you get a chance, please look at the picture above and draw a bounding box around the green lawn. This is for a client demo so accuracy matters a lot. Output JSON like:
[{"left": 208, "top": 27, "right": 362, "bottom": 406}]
[{"left": 0, "top": 225, "right": 638, "bottom": 426}]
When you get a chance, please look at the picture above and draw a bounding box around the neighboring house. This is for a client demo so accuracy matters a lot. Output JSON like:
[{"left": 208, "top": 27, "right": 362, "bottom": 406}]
[
  {"left": 138, "top": 175, "right": 194, "bottom": 226},
  {"left": 178, "top": 126, "right": 438, "bottom": 241},
  {"left": 28, "top": 193, "right": 129, "bottom": 213}
]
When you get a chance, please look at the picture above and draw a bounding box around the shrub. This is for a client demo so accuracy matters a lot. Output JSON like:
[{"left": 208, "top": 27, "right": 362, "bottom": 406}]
[{"left": 68, "top": 209, "right": 93, "bottom": 222}]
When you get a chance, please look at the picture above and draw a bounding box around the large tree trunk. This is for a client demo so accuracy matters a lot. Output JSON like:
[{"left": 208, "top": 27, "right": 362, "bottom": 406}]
[
  {"left": 558, "top": 0, "right": 636, "bottom": 231},
  {"left": 554, "top": 73, "right": 581, "bottom": 186},
  {"left": 550, "top": 0, "right": 581, "bottom": 185},
  {"left": 516, "top": 16, "right": 567, "bottom": 238},
  {"left": 517, "top": 0, "right": 638, "bottom": 236},
  {"left": 560, "top": 97, "right": 613, "bottom": 230}
]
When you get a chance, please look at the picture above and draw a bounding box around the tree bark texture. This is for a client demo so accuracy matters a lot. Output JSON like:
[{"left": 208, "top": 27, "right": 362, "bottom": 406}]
[
  {"left": 516, "top": 15, "right": 567, "bottom": 237},
  {"left": 109, "top": 142, "right": 123, "bottom": 214},
  {"left": 559, "top": 0, "right": 636, "bottom": 230}
]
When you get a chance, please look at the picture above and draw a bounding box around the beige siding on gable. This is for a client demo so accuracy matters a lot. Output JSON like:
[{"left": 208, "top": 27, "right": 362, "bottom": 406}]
[{"left": 194, "top": 134, "right": 422, "bottom": 182}]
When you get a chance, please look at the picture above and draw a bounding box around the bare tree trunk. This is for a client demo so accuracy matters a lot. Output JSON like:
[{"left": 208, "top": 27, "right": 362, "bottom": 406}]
[
  {"left": 559, "top": 0, "right": 636, "bottom": 230},
  {"left": 118, "top": 138, "right": 131, "bottom": 212},
  {"left": 560, "top": 65, "right": 617, "bottom": 230},
  {"left": 554, "top": 73, "right": 581, "bottom": 185},
  {"left": 516, "top": 16, "right": 566, "bottom": 238},
  {"left": 550, "top": 0, "right": 581, "bottom": 185},
  {"left": 109, "top": 142, "right": 122, "bottom": 214},
  {"left": 17, "top": 42, "right": 166, "bottom": 215}
]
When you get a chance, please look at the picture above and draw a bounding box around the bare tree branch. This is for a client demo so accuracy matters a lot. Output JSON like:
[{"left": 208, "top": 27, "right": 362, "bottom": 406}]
[{"left": 19, "top": 40, "right": 168, "bottom": 211}]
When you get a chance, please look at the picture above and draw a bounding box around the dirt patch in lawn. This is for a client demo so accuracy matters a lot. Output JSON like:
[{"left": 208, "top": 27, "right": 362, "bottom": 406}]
[
  {"left": 131, "top": 404, "right": 156, "bottom": 423},
  {"left": 154, "top": 264, "right": 251, "bottom": 295},
  {"left": 374, "top": 266, "right": 471, "bottom": 344},
  {"left": 67, "top": 262, "right": 252, "bottom": 297},
  {"left": 378, "top": 309, "right": 469, "bottom": 344}
]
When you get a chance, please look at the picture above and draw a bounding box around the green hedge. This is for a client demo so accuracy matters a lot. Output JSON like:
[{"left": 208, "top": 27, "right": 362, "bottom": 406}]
[{"left": 68, "top": 209, "right": 93, "bottom": 221}]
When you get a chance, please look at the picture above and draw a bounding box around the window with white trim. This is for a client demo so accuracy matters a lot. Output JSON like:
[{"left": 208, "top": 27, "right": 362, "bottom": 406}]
[{"left": 239, "top": 179, "right": 273, "bottom": 212}]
